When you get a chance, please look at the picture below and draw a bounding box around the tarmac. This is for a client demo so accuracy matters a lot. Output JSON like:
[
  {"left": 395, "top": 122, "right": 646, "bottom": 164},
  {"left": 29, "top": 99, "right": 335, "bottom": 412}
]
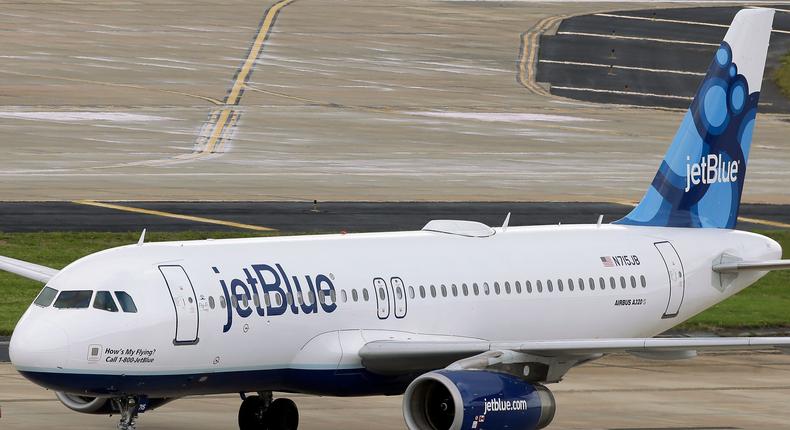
[
  {"left": 0, "top": 201, "right": 789, "bottom": 233},
  {"left": 538, "top": 5, "right": 790, "bottom": 111},
  {"left": 3, "top": 352, "right": 790, "bottom": 430},
  {"left": 1, "top": 1, "right": 790, "bottom": 203}
]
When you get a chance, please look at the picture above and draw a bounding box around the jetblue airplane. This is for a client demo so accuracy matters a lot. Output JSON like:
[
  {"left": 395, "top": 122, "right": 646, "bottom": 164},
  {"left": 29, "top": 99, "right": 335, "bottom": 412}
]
[{"left": 3, "top": 8, "right": 790, "bottom": 430}]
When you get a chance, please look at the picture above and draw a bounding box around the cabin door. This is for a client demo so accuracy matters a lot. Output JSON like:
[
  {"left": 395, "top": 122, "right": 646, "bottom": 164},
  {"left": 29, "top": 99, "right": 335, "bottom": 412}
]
[
  {"left": 655, "top": 242, "right": 685, "bottom": 319},
  {"left": 159, "top": 265, "right": 199, "bottom": 344}
]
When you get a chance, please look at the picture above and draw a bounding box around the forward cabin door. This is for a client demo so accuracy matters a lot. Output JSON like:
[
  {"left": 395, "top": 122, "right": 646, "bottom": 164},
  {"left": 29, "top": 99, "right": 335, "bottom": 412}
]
[
  {"left": 159, "top": 265, "right": 199, "bottom": 344},
  {"left": 655, "top": 242, "right": 685, "bottom": 319}
]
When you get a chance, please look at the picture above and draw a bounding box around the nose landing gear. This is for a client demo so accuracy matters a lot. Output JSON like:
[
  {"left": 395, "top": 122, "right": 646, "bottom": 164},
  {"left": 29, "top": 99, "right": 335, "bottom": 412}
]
[{"left": 239, "top": 392, "right": 299, "bottom": 430}]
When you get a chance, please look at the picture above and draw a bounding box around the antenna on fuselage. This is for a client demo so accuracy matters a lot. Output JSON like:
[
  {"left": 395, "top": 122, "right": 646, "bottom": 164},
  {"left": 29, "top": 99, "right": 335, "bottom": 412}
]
[
  {"left": 501, "top": 212, "right": 511, "bottom": 232},
  {"left": 596, "top": 215, "right": 604, "bottom": 228},
  {"left": 137, "top": 229, "right": 147, "bottom": 246}
]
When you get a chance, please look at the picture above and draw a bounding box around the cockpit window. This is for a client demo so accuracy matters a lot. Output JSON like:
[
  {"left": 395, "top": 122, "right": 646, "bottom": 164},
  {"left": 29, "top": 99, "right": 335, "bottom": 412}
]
[
  {"left": 114, "top": 291, "right": 138, "bottom": 313},
  {"left": 53, "top": 290, "right": 93, "bottom": 309},
  {"left": 93, "top": 291, "right": 118, "bottom": 312},
  {"left": 33, "top": 286, "right": 58, "bottom": 307}
]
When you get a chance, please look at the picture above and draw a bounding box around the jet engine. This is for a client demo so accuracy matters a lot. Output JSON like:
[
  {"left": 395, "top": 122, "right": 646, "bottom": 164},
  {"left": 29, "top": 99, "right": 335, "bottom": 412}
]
[
  {"left": 55, "top": 392, "right": 173, "bottom": 415},
  {"left": 403, "top": 370, "right": 555, "bottom": 430}
]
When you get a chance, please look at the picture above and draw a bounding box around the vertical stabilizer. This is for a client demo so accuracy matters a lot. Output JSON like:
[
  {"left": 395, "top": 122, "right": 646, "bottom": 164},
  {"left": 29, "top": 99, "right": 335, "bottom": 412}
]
[{"left": 615, "top": 9, "right": 774, "bottom": 229}]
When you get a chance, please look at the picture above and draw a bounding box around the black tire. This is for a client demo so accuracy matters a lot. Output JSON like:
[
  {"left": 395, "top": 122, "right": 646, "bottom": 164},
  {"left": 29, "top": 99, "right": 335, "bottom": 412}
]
[
  {"left": 267, "top": 398, "right": 299, "bottom": 430},
  {"left": 238, "top": 395, "right": 268, "bottom": 430}
]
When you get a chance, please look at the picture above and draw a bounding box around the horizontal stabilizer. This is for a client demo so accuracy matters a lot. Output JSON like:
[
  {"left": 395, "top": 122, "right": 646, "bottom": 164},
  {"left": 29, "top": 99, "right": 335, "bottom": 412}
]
[
  {"left": 0, "top": 255, "right": 58, "bottom": 283},
  {"left": 713, "top": 259, "right": 790, "bottom": 273}
]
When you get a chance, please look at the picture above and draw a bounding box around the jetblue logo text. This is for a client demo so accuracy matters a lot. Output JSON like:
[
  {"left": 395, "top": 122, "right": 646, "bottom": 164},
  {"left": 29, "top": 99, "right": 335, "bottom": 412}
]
[
  {"left": 685, "top": 154, "right": 739, "bottom": 192},
  {"left": 213, "top": 264, "right": 338, "bottom": 333},
  {"left": 483, "top": 398, "right": 529, "bottom": 414}
]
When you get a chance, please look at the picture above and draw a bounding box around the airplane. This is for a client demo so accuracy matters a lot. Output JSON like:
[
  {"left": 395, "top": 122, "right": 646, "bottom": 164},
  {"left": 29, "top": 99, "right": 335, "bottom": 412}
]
[{"left": 3, "top": 7, "right": 790, "bottom": 430}]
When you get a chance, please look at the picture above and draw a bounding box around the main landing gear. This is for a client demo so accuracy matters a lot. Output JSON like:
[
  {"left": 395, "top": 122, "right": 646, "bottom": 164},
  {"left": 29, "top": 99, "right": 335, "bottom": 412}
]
[
  {"left": 116, "top": 397, "right": 140, "bottom": 430},
  {"left": 239, "top": 392, "right": 299, "bottom": 430}
]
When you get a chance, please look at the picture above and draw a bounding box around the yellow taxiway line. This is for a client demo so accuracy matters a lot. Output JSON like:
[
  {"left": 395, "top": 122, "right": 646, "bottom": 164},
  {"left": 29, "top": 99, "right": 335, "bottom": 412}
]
[
  {"left": 200, "top": 0, "right": 296, "bottom": 155},
  {"left": 72, "top": 200, "right": 276, "bottom": 232},
  {"left": 518, "top": 15, "right": 564, "bottom": 97}
]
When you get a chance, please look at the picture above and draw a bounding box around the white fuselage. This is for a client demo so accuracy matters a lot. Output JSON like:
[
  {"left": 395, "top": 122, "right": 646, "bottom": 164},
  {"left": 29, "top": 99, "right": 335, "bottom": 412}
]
[{"left": 9, "top": 224, "right": 780, "bottom": 397}]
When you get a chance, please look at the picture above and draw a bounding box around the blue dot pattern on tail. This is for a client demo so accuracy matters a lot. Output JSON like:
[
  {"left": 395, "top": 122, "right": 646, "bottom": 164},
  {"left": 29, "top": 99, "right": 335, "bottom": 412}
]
[{"left": 616, "top": 42, "right": 759, "bottom": 229}]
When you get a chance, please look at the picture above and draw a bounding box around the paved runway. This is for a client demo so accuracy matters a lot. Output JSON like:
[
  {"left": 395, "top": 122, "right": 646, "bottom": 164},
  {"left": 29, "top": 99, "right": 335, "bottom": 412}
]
[
  {"left": 537, "top": 5, "right": 790, "bottom": 112},
  {"left": 1, "top": 1, "right": 789, "bottom": 203},
  {"left": 3, "top": 352, "right": 790, "bottom": 429},
  {"left": 1, "top": 201, "right": 789, "bottom": 233}
]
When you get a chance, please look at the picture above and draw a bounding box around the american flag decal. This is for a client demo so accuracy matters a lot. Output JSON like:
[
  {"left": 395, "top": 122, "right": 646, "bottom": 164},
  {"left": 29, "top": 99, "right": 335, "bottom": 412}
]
[{"left": 601, "top": 256, "right": 614, "bottom": 267}]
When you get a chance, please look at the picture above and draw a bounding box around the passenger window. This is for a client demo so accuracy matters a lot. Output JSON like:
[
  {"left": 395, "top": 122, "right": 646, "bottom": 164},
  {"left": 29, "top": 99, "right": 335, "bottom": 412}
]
[
  {"left": 483, "top": 282, "right": 490, "bottom": 295},
  {"left": 33, "top": 286, "right": 58, "bottom": 307},
  {"left": 462, "top": 283, "right": 469, "bottom": 296},
  {"left": 264, "top": 294, "right": 271, "bottom": 307},
  {"left": 588, "top": 277, "right": 595, "bottom": 291},
  {"left": 441, "top": 284, "right": 447, "bottom": 297},
  {"left": 505, "top": 282, "right": 511, "bottom": 294},
  {"left": 599, "top": 277, "right": 606, "bottom": 290},
  {"left": 93, "top": 291, "right": 118, "bottom": 312},
  {"left": 352, "top": 289, "right": 359, "bottom": 302},
  {"left": 568, "top": 279, "right": 574, "bottom": 292},
  {"left": 254, "top": 294, "right": 262, "bottom": 308},
  {"left": 557, "top": 279, "right": 563, "bottom": 292},
  {"left": 515, "top": 281, "right": 522, "bottom": 294},
  {"left": 220, "top": 296, "right": 227, "bottom": 308},
  {"left": 640, "top": 275, "right": 647, "bottom": 288},
  {"left": 609, "top": 277, "right": 616, "bottom": 289},
  {"left": 536, "top": 280, "right": 543, "bottom": 293},
  {"left": 275, "top": 294, "right": 282, "bottom": 307},
  {"left": 578, "top": 278, "right": 584, "bottom": 291},
  {"left": 430, "top": 285, "right": 437, "bottom": 298},
  {"left": 547, "top": 280, "right": 553, "bottom": 292},
  {"left": 630, "top": 276, "right": 637, "bottom": 288},
  {"left": 620, "top": 276, "right": 627, "bottom": 289},
  {"left": 363, "top": 289, "right": 370, "bottom": 301},
  {"left": 285, "top": 293, "right": 293, "bottom": 306},
  {"left": 209, "top": 296, "right": 216, "bottom": 309},
  {"left": 451, "top": 284, "right": 458, "bottom": 297},
  {"left": 492, "top": 282, "right": 499, "bottom": 295},
  {"left": 114, "top": 291, "right": 138, "bottom": 313},
  {"left": 526, "top": 281, "right": 533, "bottom": 293},
  {"left": 54, "top": 290, "right": 93, "bottom": 309},
  {"left": 243, "top": 294, "right": 251, "bottom": 307},
  {"left": 420, "top": 285, "right": 426, "bottom": 298},
  {"left": 473, "top": 283, "right": 480, "bottom": 295},
  {"left": 308, "top": 291, "right": 316, "bottom": 304},
  {"left": 341, "top": 290, "right": 348, "bottom": 303},
  {"left": 409, "top": 286, "right": 415, "bottom": 299}
]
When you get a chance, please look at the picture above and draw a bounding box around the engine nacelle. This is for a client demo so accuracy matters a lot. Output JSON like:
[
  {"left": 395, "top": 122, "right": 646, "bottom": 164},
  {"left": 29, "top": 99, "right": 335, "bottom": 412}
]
[
  {"left": 55, "top": 392, "right": 175, "bottom": 415},
  {"left": 55, "top": 392, "right": 116, "bottom": 415},
  {"left": 403, "top": 370, "right": 556, "bottom": 430}
]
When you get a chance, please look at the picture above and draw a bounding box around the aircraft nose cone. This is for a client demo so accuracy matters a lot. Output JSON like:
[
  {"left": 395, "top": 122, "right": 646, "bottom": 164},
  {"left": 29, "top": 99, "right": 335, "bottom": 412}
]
[{"left": 10, "top": 318, "right": 68, "bottom": 370}]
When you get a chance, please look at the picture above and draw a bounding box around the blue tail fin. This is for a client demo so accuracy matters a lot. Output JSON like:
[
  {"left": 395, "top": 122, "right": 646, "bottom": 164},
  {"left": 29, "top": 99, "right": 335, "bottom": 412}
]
[{"left": 615, "top": 9, "right": 774, "bottom": 229}]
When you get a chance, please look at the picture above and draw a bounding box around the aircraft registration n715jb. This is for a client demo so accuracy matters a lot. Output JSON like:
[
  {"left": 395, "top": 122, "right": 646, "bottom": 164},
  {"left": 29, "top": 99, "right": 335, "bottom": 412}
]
[{"left": 3, "top": 8, "right": 790, "bottom": 430}]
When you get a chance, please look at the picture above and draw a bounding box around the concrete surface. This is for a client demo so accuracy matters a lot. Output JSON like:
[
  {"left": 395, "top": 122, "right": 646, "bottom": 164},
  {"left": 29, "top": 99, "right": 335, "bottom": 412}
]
[
  {"left": 3, "top": 352, "right": 790, "bottom": 429},
  {"left": 0, "top": 201, "right": 788, "bottom": 233},
  {"left": 1, "top": 1, "right": 789, "bottom": 203}
]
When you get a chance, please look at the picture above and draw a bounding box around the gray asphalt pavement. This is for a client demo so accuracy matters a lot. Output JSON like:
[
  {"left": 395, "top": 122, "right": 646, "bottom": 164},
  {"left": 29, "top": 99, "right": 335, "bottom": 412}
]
[
  {"left": 0, "top": 201, "right": 788, "bottom": 233},
  {"left": 538, "top": 6, "right": 790, "bottom": 111}
]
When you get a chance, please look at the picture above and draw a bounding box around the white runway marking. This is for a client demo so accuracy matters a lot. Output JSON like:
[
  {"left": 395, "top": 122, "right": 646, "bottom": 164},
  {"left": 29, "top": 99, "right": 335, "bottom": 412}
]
[
  {"left": 551, "top": 86, "right": 693, "bottom": 101},
  {"left": 595, "top": 13, "right": 790, "bottom": 35},
  {"left": 555, "top": 31, "right": 719, "bottom": 47},
  {"left": 540, "top": 59, "right": 704, "bottom": 76},
  {"left": 0, "top": 112, "right": 172, "bottom": 122},
  {"left": 404, "top": 112, "right": 601, "bottom": 123}
]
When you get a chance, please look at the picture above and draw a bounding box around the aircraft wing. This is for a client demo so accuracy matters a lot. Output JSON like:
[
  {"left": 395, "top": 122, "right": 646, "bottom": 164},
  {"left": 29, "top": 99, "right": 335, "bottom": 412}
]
[
  {"left": 359, "top": 337, "right": 790, "bottom": 380},
  {"left": 713, "top": 259, "right": 790, "bottom": 273},
  {"left": 0, "top": 255, "right": 58, "bottom": 283}
]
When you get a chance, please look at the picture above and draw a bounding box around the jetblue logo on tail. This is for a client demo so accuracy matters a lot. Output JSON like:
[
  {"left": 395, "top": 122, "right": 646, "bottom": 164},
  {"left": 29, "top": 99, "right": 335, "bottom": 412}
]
[{"left": 684, "top": 154, "right": 740, "bottom": 192}]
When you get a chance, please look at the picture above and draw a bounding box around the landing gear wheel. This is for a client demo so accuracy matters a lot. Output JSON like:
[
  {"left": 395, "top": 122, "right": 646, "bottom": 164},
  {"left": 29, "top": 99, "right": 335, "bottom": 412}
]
[
  {"left": 238, "top": 395, "right": 269, "bottom": 430},
  {"left": 267, "top": 398, "right": 299, "bottom": 430}
]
